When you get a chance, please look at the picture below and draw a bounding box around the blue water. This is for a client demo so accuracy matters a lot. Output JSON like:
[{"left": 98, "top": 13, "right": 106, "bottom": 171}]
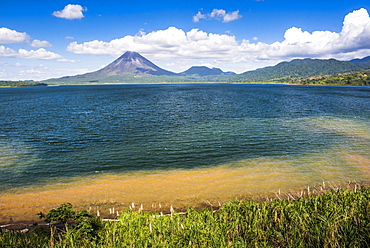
[{"left": 1, "top": 84, "right": 370, "bottom": 191}]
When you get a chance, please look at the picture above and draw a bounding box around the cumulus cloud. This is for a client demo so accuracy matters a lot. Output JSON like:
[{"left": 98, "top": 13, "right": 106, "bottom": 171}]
[
  {"left": 193, "top": 12, "right": 206, "bottom": 23},
  {"left": 193, "top": 9, "right": 242, "bottom": 23},
  {"left": 0, "top": 45, "right": 76, "bottom": 62},
  {"left": 67, "top": 8, "right": 370, "bottom": 72},
  {"left": 67, "top": 27, "right": 236, "bottom": 56},
  {"left": 0, "top": 27, "right": 30, "bottom": 44},
  {"left": 0, "top": 45, "right": 17, "bottom": 57},
  {"left": 52, "top": 4, "right": 87, "bottom": 20},
  {"left": 2, "top": 64, "right": 89, "bottom": 81},
  {"left": 254, "top": 8, "right": 370, "bottom": 59},
  {"left": 30, "top": 39, "right": 52, "bottom": 47},
  {"left": 18, "top": 48, "right": 64, "bottom": 60}
]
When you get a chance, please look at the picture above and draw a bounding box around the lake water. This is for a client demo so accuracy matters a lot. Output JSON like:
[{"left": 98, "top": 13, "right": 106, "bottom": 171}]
[{"left": 1, "top": 84, "right": 370, "bottom": 222}]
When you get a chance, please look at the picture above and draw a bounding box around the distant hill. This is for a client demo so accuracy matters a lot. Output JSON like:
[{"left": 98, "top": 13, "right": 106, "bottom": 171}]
[
  {"left": 293, "top": 71, "right": 370, "bottom": 86},
  {"left": 233, "top": 58, "right": 370, "bottom": 82},
  {"left": 349, "top": 56, "right": 370, "bottom": 64},
  {"left": 180, "top": 66, "right": 235, "bottom": 76}
]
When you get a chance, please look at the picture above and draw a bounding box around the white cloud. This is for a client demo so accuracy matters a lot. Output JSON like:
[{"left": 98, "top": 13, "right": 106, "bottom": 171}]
[
  {"left": 67, "top": 27, "right": 237, "bottom": 57},
  {"left": 0, "top": 62, "right": 24, "bottom": 67},
  {"left": 0, "top": 27, "right": 30, "bottom": 44},
  {"left": 0, "top": 45, "right": 76, "bottom": 62},
  {"left": 252, "top": 8, "right": 370, "bottom": 59},
  {"left": 30, "top": 39, "right": 52, "bottom": 47},
  {"left": 0, "top": 45, "right": 17, "bottom": 57},
  {"left": 19, "top": 69, "right": 42, "bottom": 75},
  {"left": 193, "top": 9, "right": 242, "bottom": 23},
  {"left": 52, "top": 4, "right": 87, "bottom": 20},
  {"left": 56, "top": 58, "right": 78, "bottom": 63},
  {"left": 210, "top": 9, "right": 242, "bottom": 23},
  {"left": 193, "top": 12, "right": 206, "bottom": 23},
  {"left": 67, "top": 8, "right": 370, "bottom": 73},
  {"left": 18, "top": 48, "right": 64, "bottom": 60},
  {"left": 2, "top": 64, "right": 89, "bottom": 81}
]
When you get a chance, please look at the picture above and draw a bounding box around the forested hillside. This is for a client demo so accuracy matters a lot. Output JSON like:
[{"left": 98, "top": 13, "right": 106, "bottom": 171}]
[
  {"left": 232, "top": 58, "right": 370, "bottom": 82},
  {"left": 292, "top": 71, "right": 370, "bottom": 85}
]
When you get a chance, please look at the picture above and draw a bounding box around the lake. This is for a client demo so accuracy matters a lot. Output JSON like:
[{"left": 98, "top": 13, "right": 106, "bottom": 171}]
[{"left": 1, "top": 83, "right": 370, "bottom": 222}]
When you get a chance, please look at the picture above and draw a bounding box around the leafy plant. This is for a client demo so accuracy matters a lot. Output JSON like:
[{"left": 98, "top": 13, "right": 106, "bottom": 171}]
[{"left": 38, "top": 203, "right": 102, "bottom": 242}]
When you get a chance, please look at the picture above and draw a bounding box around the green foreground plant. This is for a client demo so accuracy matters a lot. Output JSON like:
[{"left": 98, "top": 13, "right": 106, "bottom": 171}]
[{"left": 1, "top": 187, "right": 369, "bottom": 247}]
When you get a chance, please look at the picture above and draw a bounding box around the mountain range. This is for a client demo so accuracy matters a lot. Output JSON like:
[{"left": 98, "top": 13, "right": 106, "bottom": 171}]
[
  {"left": 180, "top": 66, "right": 235, "bottom": 76},
  {"left": 44, "top": 51, "right": 370, "bottom": 84}
]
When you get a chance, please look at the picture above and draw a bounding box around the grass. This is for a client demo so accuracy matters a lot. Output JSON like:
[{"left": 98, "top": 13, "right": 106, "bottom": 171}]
[{"left": 1, "top": 185, "right": 369, "bottom": 247}]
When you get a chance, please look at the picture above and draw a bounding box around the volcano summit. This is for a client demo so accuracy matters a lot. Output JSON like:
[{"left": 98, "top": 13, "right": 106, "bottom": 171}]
[
  {"left": 84, "top": 51, "right": 176, "bottom": 77},
  {"left": 94, "top": 51, "right": 176, "bottom": 76}
]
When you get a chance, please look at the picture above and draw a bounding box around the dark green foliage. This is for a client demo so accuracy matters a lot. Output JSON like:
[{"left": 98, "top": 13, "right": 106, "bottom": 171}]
[
  {"left": 0, "top": 81, "right": 48, "bottom": 87},
  {"left": 0, "top": 227, "right": 50, "bottom": 248},
  {"left": 294, "top": 71, "right": 370, "bottom": 85},
  {"left": 37, "top": 203, "right": 102, "bottom": 242},
  {"left": 232, "top": 58, "right": 370, "bottom": 82},
  {"left": 38, "top": 203, "right": 76, "bottom": 224},
  {"left": 1, "top": 187, "right": 369, "bottom": 247}
]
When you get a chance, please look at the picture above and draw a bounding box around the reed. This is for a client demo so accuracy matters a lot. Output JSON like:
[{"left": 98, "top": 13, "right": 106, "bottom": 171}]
[{"left": 1, "top": 185, "right": 369, "bottom": 247}]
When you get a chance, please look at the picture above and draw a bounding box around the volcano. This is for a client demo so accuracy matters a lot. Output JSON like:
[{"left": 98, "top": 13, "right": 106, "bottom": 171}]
[
  {"left": 46, "top": 51, "right": 177, "bottom": 84},
  {"left": 91, "top": 51, "right": 176, "bottom": 76}
]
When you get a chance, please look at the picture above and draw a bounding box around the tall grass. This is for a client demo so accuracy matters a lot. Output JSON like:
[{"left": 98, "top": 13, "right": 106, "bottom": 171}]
[{"left": 1, "top": 187, "right": 369, "bottom": 247}]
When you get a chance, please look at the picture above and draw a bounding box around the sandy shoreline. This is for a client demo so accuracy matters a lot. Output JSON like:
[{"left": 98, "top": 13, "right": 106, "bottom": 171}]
[
  {"left": 1, "top": 148, "right": 369, "bottom": 225},
  {"left": 1, "top": 163, "right": 368, "bottom": 225},
  {"left": 1, "top": 180, "right": 368, "bottom": 232}
]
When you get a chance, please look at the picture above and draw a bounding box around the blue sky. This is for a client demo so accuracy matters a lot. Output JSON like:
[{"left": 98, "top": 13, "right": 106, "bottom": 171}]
[{"left": 1, "top": 0, "right": 370, "bottom": 80}]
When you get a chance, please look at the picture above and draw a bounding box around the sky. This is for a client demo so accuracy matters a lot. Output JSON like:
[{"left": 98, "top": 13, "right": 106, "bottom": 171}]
[{"left": 1, "top": 0, "right": 370, "bottom": 81}]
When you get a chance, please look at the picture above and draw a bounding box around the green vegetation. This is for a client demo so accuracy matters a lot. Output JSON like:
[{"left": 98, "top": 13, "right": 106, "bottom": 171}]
[
  {"left": 37, "top": 203, "right": 102, "bottom": 242},
  {"left": 292, "top": 71, "right": 370, "bottom": 86},
  {"left": 231, "top": 58, "right": 370, "bottom": 82},
  {"left": 1, "top": 186, "right": 369, "bottom": 247},
  {"left": 0, "top": 81, "right": 48, "bottom": 87}
]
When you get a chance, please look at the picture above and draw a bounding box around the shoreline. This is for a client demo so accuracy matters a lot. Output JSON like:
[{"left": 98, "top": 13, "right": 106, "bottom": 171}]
[
  {"left": 1, "top": 148, "right": 370, "bottom": 224},
  {"left": 1, "top": 180, "right": 368, "bottom": 230},
  {"left": 1, "top": 179, "right": 368, "bottom": 226},
  {"left": 2, "top": 81, "right": 370, "bottom": 87}
]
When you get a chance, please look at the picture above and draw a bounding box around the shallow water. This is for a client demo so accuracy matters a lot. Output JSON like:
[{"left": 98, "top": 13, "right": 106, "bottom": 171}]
[{"left": 0, "top": 84, "right": 369, "bottom": 222}]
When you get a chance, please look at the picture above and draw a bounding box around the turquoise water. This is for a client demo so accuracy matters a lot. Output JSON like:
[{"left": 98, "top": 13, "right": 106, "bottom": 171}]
[{"left": 0, "top": 84, "right": 370, "bottom": 191}]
